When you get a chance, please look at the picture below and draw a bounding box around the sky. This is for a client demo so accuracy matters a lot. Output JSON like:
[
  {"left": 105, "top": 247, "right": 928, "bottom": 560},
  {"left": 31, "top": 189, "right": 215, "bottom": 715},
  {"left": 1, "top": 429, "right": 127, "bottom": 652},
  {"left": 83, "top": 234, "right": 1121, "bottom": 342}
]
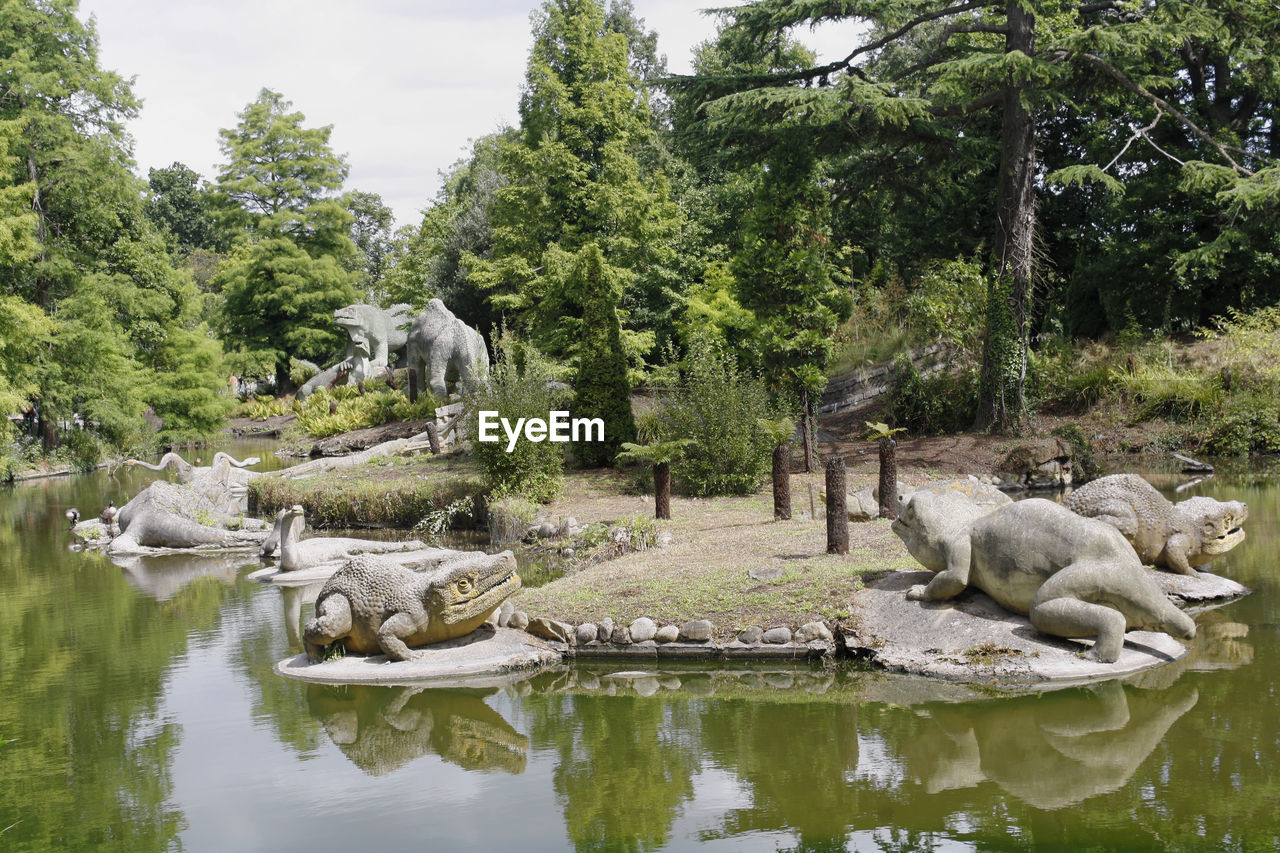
[{"left": 78, "top": 0, "right": 862, "bottom": 230}]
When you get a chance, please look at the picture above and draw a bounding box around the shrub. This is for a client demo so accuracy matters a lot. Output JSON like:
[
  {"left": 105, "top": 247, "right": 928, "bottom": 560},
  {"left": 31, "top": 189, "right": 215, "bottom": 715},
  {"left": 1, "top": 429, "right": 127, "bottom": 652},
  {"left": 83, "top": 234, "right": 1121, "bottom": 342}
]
[
  {"left": 294, "top": 386, "right": 437, "bottom": 437},
  {"left": 888, "top": 354, "right": 980, "bottom": 435},
  {"left": 465, "top": 332, "right": 568, "bottom": 503},
  {"left": 656, "top": 340, "right": 774, "bottom": 496},
  {"left": 1204, "top": 392, "right": 1280, "bottom": 455}
]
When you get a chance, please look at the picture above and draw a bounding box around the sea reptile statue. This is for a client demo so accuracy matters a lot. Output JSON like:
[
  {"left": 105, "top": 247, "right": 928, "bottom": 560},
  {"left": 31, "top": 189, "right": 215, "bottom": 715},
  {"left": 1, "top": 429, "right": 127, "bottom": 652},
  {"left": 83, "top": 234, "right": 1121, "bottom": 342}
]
[
  {"left": 297, "top": 303, "right": 414, "bottom": 399},
  {"left": 304, "top": 550, "right": 521, "bottom": 661},
  {"left": 1064, "top": 474, "right": 1247, "bottom": 575},
  {"left": 892, "top": 491, "right": 1196, "bottom": 663},
  {"left": 259, "top": 504, "right": 428, "bottom": 570}
]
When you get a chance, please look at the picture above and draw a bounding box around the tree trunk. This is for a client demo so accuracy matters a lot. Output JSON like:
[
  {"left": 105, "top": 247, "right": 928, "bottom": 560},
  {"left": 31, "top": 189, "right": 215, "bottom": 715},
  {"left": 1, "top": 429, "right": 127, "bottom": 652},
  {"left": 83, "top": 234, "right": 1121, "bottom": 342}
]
[
  {"left": 975, "top": 3, "right": 1036, "bottom": 434},
  {"left": 408, "top": 369, "right": 419, "bottom": 403},
  {"left": 772, "top": 443, "right": 792, "bottom": 520},
  {"left": 654, "top": 461, "right": 671, "bottom": 520},
  {"left": 877, "top": 438, "right": 898, "bottom": 519},
  {"left": 425, "top": 422, "right": 441, "bottom": 455},
  {"left": 825, "top": 456, "right": 848, "bottom": 555}
]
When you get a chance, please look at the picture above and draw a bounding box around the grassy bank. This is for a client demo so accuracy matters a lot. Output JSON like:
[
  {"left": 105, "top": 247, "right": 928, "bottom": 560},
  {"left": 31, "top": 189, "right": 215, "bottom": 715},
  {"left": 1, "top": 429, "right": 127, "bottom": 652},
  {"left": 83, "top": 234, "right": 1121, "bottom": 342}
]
[
  {"left": 512, "top": 469, "right": 918, "bottom": 638},
  {"left": 250, "top": 453, "right": 486, "bottom": 528}
]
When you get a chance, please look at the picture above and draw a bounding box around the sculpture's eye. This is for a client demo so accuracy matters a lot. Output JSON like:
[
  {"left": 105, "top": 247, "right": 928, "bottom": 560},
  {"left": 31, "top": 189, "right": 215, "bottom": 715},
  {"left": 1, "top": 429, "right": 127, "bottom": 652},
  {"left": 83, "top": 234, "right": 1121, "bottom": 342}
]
[
  {"left": 457, "top": 576, "right": 473, "bottom": 593},
  {"left": 1204, "top": 523, "right": 1215, "bottom": 535}
]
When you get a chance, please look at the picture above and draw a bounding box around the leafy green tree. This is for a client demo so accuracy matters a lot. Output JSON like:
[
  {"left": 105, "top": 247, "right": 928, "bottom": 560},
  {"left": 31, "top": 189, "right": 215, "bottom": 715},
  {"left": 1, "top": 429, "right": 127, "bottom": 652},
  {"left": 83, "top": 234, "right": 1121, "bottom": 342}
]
[
  {"left": 212, "top": 88, "right": 352, "bottom": 251},
  {"left": 684, "top": 0, "right": 1271, "bottom": 433},
  {"left": 466, "top": 0, "right": 682, "bottom": 369},
  {"left": 569, "top": 244, "right": 635, "bottom": 466},
  {"left": 215, "top": 238, "right": 357, "bottom": 388},
  {"left": 342, "top": 189, "right": 394, "bottom": 296},
  {"left": 144, "top": 324, "right": 234, "bottom": 441},
  {"left": 145, "top": 162, "right": 227, "bottom": 254}
]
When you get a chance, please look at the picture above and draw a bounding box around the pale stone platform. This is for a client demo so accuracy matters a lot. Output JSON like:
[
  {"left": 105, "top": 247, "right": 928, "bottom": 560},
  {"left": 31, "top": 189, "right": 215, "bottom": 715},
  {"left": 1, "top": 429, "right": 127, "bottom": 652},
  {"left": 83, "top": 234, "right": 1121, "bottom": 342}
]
[
  {"left": 275, "top": 627, "right": 562, "bottom": 686},
  {"left": 850, "top": 570, "right": 1207, "bottom": 685}
]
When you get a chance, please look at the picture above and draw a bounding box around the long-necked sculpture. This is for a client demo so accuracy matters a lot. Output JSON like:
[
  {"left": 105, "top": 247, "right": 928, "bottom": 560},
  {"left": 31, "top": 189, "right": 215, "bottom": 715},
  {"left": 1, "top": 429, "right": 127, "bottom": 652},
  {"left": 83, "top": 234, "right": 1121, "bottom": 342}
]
[
  {"left": 1064, "top": 474, "right": 1247, "bottom": 574},
  {"left": 304, "top": 550, "right": 520, "bottom": 661},
  {"left": 298, "top": 303, "right": 413, "bottom": 399},
  {"left": 892, "top": 488, "right": 1196, "bottom": 662},
  {"left": 259, "top": 504, "right": 428, "bottom": 571}
]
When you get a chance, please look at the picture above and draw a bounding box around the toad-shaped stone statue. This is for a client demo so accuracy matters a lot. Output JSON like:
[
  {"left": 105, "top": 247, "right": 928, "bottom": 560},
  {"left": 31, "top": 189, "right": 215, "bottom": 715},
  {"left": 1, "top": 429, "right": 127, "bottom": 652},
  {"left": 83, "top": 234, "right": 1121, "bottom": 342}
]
[
  {"left": 1064, "top": 474, "right": 1247, "bottom": 575},
  {"left": 892, "top": 492, "right": 1195, "bottom": 663},
  {"left": 304, "top": 551, "right": 520, "bottom": 662}
]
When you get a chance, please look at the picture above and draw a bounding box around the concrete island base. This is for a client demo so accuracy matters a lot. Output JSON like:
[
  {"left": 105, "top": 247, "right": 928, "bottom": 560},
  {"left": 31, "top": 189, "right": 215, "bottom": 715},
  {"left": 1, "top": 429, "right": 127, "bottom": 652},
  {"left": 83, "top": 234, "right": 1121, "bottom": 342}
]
[
  {"left": 275, "top": 626, "right": 561, "bottom": 686},
  {"left": 851, "top": 570, "right": 1197, "bottom": 685}
]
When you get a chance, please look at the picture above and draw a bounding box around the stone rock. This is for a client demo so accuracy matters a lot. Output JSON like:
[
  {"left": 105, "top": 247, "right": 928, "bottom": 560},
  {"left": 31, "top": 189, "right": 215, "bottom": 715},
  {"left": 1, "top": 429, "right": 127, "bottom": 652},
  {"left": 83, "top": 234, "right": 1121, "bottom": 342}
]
[
  {"left": 796, "top": 621, "right": 832, "bottom": 642},
  {"left": 611, "top": 625, "right": 632, "bottom": 644},
  {"left": 497, "top": 610, "right": 512, "bottom": 628},
  {"left": 562, "top": 548, "right": 575, "bottom": 558},
  {"left": 526, "top": 616, "right": 572, "bottom": 643},
  {"left": 762, "top": 626, "right": 792, "bottom": 644},
  {"left": 654, "top": 625, "right": 679, "bottom": 644},
  {"left": 748, "top": 565, "right": 783, "bottom": 582},
  {"left": 659, "top": 676, "right": 682, "bottom": 690},
  {"left": 764, "top": 673, "right": 795, "bottom": 689},
  {"left": 655, "top": 531, "right": 673, "bottom": 547},
  {"left": 508, "top": 611, "right": 529, "bottom": 630},
  {"left": 633, "top": 677, "right": 660, "bottom": 697},
  {"left": 533, "top": 522, "right": 559, "bottom": 539},
  {"left": 499, "top": 599, "right": 515, "bottom": 619},
  {"left": 738, "top": 625, "right": 764, "bottom": 644},
  {"left": 575, "top": 623, "right": 598, "bottom": 645},
  {"left": 679, "top": 620, "right": 714, "bottom": 642},
  {"left": 996, "top": 437, "right": 1073, "bottom": 490},
  {"left": 597, "top": 618, "right": 615, "bottom": 643},
  {"left": 629, "top": 617, "right": 657, "bottom": 642}
]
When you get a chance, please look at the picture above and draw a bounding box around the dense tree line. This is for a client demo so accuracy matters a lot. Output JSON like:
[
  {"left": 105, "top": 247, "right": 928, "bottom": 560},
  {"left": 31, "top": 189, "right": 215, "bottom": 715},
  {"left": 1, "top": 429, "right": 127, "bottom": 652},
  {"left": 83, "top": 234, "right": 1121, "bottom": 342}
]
[{"left": 2, "top": 0, "right": 1276, "bottom": 471}]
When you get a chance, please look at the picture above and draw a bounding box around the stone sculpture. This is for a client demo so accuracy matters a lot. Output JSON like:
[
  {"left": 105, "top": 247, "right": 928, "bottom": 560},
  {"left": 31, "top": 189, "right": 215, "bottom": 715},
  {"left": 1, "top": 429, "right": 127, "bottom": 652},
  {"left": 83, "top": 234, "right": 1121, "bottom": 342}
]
[
  {"left": 298, "top": 303, "right": 413, "bottom": 399},
  {"left": 259, "top": 504, "right": 428, "bottom": 571},
  {"left": 109, "top": 480, "right": 266, "bottom": 552},
  {"left": 892, "top": 491, "right": 1195, "bottom": 662},
  {"left": 1064, "top": 473, "right": 1247, "bottom": 574},
  {"left": 304, "top": 550, "right": 521, "bottom": 661},
  {"left": 405, "top": 298, "right": 489, "bottom": 397}
]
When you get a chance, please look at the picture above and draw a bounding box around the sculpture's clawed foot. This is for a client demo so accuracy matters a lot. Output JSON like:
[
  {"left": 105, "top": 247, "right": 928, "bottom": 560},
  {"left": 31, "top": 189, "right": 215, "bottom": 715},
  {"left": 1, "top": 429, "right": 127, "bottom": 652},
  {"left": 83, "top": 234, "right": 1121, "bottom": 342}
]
[
  {"left": 906, "top": 584, "right": 929, "bottom": 601},
  {"left": 1085, "top": 638, "right": 1123, "bottom": 664}
]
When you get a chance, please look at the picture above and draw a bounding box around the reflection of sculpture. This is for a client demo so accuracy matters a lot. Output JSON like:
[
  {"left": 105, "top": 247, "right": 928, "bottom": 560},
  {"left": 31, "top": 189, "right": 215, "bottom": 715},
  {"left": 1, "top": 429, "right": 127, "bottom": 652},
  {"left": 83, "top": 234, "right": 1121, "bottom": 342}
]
[
  {"left": 306, "top": 684, "right": 529, "bottom": 775},
  {"left": 903, "top": 680, "right": 1199, "bottom": 809},
  {"left": 304, "top": 551, "right": 520, "bottom": 661},
  {"left": 113, "top": 552, "right": 248, "bottom": 601},
  {"left": 259, "top": 504, "right": 426, "bottom": 571},
  {"left": 297, "top": 303, "right": 413, "bottom": 399},
  {"left": 1065, "top": 474, "right": 1248, "bottom": 574},
  {"left": 893, "top": 493, "right": 1196, "bottom": 662},
  {"left": 405, "top": 299, "right": 489, "bottom": 397}
]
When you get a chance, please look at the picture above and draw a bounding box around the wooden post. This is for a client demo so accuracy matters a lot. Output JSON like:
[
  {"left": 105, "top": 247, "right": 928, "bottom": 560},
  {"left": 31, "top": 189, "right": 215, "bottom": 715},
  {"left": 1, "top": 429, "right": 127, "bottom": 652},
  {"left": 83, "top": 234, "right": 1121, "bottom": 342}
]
[
  {"left": 825, "top": 456, "right": 849, "bottom": 555},
  {"left": 878, "top": 438, "right": 898, "bottom": 519},
  {"left": 408, "top": 369, "right": 419, "bottom": 403},
  {"left": 654, "top": 461, "right": 671, "bottom": 520},
  {"left": 801, "top": 389, "right": 815, "bottom": 473},
  {"left": 425, "top": 422, "right": 441, "bottom": 455},
  {"left": 772, "top": 444, "right": 792, "bottom": 520}
]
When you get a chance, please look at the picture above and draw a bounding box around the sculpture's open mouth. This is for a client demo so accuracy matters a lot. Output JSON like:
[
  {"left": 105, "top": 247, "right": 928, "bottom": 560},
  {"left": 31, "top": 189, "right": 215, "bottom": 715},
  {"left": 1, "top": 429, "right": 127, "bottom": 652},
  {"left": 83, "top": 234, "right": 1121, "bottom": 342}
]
[{"left": 1204, "top": 527, "right": 1246, "bottom": 555}]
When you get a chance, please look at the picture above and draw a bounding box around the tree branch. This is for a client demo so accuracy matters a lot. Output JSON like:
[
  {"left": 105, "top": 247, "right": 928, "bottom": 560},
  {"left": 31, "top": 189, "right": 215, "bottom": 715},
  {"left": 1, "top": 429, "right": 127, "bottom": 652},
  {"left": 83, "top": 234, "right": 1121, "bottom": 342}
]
[{"left": 1076, "top": 51, "right": 1252, "bottom": 175}]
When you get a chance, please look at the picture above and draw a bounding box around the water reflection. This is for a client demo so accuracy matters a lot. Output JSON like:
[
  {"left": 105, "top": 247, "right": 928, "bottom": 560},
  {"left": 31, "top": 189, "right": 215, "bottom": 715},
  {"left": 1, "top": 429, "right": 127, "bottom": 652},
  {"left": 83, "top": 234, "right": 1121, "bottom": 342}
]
[
  {"left": 306, "top": 685, "right": 529, "bottom": 775},
  {"left": 902, "top": 681, "right": 1199, "bottom": 809},
  {"left": 110, "top": 551, "right": 253, "bottom": 601}
]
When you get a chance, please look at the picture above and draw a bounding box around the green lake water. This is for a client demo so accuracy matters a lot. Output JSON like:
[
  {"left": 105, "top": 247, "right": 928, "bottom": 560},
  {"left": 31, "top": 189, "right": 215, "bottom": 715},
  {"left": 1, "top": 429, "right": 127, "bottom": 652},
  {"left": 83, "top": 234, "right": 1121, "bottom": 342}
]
[{"left": 2, "top": 448, "right": 1278, "bottom": 851}]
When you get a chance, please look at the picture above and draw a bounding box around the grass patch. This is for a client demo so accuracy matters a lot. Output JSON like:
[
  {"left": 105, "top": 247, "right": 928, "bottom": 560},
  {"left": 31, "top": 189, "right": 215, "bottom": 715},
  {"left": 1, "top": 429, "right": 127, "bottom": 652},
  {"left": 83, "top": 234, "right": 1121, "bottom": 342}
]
[
  {"left": 250, "top": 454, "right": 486, "bottom": 528},
  {"left": 513, "top": 470, "right": 918, "bottom": 637}
]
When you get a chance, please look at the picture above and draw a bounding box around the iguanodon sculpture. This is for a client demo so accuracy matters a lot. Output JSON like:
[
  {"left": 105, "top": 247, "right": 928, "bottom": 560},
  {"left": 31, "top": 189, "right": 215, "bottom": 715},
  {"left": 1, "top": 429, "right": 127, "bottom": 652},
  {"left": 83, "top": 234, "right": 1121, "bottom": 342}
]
[
  {"left": 892, "top": 490, "right": 1195, "bottom": 663},
  {"left": 304, "top": 551, "right": 521, "bottom": 661},
  {"left": 1064, "top": 473, "right": 1247, "bottom": 575},
  {"left": 298, "top": 303, "right": 413, "bottom": 399},
  {"left": 405, "top": 299, "right": 489, "bottom": 398}
]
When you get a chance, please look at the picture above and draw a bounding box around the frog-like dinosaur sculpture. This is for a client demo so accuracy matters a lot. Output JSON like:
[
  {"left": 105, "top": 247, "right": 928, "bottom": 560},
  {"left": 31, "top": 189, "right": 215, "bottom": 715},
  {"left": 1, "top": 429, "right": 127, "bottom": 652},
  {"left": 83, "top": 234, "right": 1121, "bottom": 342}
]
[
  {"left": 892, "top": 491, "right": 1196, "bottom": 663},
  {"left": 1064, "top": 474, "right": 1247, "bottom": 575},
  {"left": 304, "top": 551, "right": 521, "bottom": 661}
]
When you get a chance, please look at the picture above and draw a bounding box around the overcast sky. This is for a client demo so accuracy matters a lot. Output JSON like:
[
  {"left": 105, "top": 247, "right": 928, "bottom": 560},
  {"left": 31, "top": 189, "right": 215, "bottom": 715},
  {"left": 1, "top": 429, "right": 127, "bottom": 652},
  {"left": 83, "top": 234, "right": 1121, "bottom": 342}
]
[{"left": 78, "top": 1, "right": 861, "bottom": 229}]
